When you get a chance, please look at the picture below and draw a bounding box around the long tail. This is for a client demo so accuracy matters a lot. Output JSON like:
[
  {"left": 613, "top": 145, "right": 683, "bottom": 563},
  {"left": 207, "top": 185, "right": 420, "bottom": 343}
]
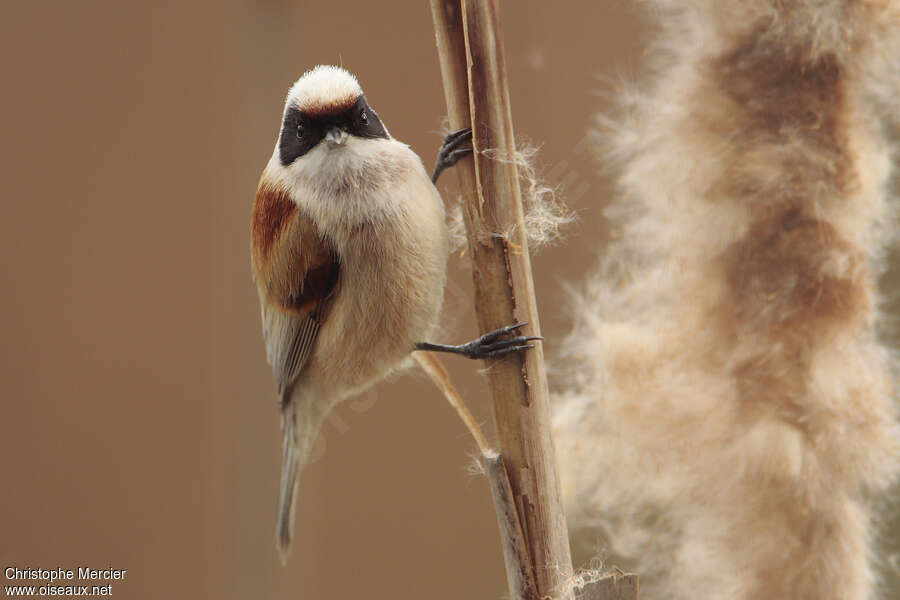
[
  {"left": 276, "top": 396, "right": 299, "bottom": 563},
  {"left": 275, "top": 391, "right": 328, "bottom": 564}
]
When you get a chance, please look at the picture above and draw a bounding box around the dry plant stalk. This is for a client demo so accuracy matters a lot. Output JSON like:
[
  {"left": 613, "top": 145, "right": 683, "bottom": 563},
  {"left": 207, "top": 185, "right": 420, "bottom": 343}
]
[
  {"left": 416, "top": 352, "right": 547, "bottom": 600},
  {"left": 484, "top": 452, "right": 541, "bottom": 600},
  {"left": 414, "top": 353, "right": 491, "bottom": 455},
  {"left": 430, "top": 1, "right": 576, "bottom": 598},
  {"left": 416, "top": 352, "right": 541, "bottom": 600}
]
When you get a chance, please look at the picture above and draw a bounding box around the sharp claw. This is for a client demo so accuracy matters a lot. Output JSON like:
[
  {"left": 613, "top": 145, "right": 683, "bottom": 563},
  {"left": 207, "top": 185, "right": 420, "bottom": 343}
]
[
  {"left": 473, "top": 322, "right": 528, "bottom": 345},
  {"left": 447, "top": 147, "right": 472, "bottom": 162},
  {"left": 471, "top": 324, "right": 537, "bottom": 358},
  {"left": 490, "top": 322, "right": 527, "bottom": 337},
  {"left": 431, "top": 128, "right": 472, "bottom": 184},
  {"left": 481, "top": 344, "right": 535, "bottom": 359},
  {"left": 444, "top": 128, "right": 472, "bottom": 144},
  {"left": 433, "top": 129, "right": 475, "bottom": 183},
  {"left": 440, "top": 130, "right": 474, "bottom": 159},
  {"left": 479, "top": 335, "right": 540, "bottom": 352}
]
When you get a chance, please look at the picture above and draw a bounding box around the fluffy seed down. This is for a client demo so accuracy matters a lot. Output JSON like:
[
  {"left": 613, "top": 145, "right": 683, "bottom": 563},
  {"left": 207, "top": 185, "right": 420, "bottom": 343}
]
[{"left": 553, "top": 2, "right": 900, "bottom": 599}]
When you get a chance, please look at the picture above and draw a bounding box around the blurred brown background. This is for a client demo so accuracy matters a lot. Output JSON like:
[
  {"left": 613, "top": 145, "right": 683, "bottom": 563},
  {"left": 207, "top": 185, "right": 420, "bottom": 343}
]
[{"left": 0, "top": 1, "right": 896, "bottom": 599}]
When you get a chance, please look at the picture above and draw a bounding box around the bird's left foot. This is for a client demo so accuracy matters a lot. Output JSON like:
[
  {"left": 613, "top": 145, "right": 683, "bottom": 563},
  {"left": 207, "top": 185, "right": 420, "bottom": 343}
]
[
  {"left": 431, "top": 128, "right": 473, "bottom": 183},
  {"left": 414, "top": 322, "right": 540, "bottom": 360}
]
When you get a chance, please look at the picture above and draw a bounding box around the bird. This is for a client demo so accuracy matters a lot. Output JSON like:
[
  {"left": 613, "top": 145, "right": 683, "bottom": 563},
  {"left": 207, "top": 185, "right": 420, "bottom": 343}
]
[{"left": 250, "top": 65, "right": 538, "bottom": 561}]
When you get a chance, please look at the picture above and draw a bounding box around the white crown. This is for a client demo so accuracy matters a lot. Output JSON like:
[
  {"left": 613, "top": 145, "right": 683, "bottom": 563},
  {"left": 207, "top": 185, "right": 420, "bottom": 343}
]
[{"left": 286, "top": 65, "right": 363, "bottom": 115}]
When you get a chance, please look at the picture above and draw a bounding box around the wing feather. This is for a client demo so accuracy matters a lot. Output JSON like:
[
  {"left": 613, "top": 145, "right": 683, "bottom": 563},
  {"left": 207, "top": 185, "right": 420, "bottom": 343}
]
[{"left": 251, "top": 183, "right": 340, "bottom": 398}]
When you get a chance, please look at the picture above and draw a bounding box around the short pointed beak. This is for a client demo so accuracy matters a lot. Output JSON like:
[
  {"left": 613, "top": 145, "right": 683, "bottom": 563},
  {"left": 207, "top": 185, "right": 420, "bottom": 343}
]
[{"left": 325, "top": 127, "right": 348, "bottom": 146}]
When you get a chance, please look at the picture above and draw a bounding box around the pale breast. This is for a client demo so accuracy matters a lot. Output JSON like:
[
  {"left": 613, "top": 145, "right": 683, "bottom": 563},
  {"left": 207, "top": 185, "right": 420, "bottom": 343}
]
[{"left": 305, "top": 177, "right": 448, "bottom": 397}]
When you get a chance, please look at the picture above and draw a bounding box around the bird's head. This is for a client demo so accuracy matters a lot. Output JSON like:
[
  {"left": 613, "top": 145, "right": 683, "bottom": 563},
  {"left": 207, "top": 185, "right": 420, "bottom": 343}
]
[{"left": 276, "top": 66, "right": 390, "bottom": 170}]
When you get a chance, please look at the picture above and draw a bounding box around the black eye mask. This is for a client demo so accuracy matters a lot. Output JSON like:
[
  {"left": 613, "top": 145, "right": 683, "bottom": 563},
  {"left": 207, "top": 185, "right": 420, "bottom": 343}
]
[{"left": 278, "top": 95, "right": 388, "bottom": 166}]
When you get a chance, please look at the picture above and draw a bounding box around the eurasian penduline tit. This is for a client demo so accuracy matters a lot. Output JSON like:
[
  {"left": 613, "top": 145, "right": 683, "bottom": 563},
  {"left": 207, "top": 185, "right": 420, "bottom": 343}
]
[{"left": 250, "top": 65, "right": 537, "bottom": 561}]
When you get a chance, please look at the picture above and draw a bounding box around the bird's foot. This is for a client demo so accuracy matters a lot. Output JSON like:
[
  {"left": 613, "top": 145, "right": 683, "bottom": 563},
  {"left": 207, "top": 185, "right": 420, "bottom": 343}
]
[
  {"left": 415, "top": 322, "right": 540, "bottom": 360},
  {"left": 431, "top": 128, "right": 473, "bottom": 183}
]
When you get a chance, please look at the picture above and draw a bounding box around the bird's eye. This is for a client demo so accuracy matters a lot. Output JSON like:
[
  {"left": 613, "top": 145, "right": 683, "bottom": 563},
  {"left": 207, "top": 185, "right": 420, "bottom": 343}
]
[
  {"left": 360, "top": 111, "right": 368, "bottom": 124},
  {"left": 296, "top": 123, "right": 305, "bottom": 138}
]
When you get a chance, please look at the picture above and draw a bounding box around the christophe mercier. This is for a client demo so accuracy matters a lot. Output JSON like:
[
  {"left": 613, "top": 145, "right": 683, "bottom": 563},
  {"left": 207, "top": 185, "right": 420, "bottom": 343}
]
[{"left": 5, "top": 567, "right": 127, "bottom": 581}]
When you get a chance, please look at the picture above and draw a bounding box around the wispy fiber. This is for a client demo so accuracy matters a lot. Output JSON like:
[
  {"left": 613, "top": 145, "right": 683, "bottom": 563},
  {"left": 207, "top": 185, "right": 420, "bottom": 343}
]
[{"left": 444, "top": 143, "right": 575, "bottom": 254}]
